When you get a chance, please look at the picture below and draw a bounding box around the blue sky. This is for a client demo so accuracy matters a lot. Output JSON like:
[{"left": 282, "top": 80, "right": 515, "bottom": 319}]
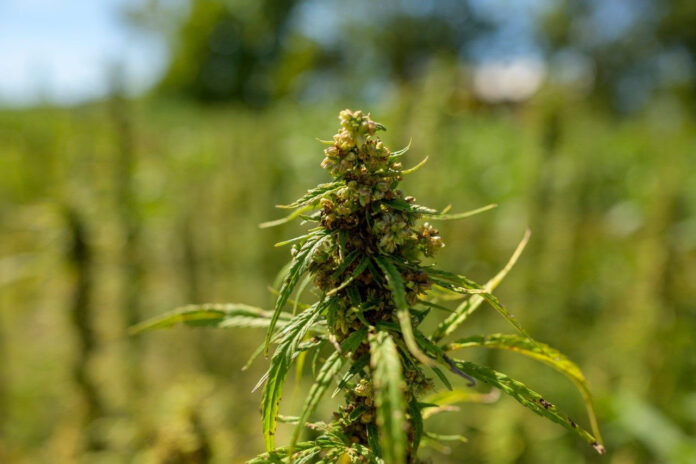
[
  {"left": 0, "top": 0, "right": 166, "bottom": 107},
  {"left": 0, "top": 0, "right": 549, "bottom": 107}
]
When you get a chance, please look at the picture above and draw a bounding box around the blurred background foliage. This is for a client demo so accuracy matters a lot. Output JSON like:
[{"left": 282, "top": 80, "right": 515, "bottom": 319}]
[{"left": 1, "top": 0, "right": 696, "bottom": 463}]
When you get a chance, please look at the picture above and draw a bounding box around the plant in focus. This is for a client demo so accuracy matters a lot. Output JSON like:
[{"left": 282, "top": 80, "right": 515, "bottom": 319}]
[{"left": 132, "top": 110, "right": 605, "bottom": 463}]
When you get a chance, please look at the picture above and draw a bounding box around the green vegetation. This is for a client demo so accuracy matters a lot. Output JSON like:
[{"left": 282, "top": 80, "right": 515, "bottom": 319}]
[{"left": 1, "top": 87, "right": 696, "bottom": 462}]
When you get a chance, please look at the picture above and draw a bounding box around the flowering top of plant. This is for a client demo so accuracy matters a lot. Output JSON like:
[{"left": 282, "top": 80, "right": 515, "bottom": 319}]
[{"left": 133, "top": 110, "right": 605, "bottom": 463}]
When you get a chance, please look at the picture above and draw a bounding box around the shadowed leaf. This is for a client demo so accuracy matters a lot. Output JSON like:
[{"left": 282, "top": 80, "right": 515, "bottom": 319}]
[
  {"left": 290, "top": 329, "right": 367, "bottom": 453},
  {"left": 373, "top": 256, "right": 433, "bottom": 367},
  {"left": 129, "top": 304, "right": 288, "bottom": 334}
]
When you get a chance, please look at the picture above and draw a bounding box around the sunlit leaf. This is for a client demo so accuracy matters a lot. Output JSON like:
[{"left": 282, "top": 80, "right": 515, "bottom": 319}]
[
  {"left": 276, "top": 181, "right": 344, "bottom": 209},
  {"left": 327, "top": 256, "right": 370, "bottom": 296},
  {"left": 259, "top": 205, "right": 316, "bottom": 229},
  {"left": 432, "top": 229, "right": 530, "bottom": 342},
  {"left": 129, "top": 303, "right": 288, "bottom": 334},
  {"left": 389, "top": 138, "right": 411, "bottom": 159},
  {"left": 423, "top": 203, "right": 497, "bottom": 221},
  {"left": 401, "top": 155, "right": 429, "bottom": 175},
  {"left": 370, "top": 331, "right": 407, "bottom": 464},
  {"left": 450, "top": 359, "right": 605, "bottom": 455},
  {"left": 265, "top": 234, "right": 328, "bottom": 354},
  {"left": 261, "top": 300, "right": 327, "bottom": 451},
  {"left": 445, "top": 333, "right": 602, "bottom": 444}
]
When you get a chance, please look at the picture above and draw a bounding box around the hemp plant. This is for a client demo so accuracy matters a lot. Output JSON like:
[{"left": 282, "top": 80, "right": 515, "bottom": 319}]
[{"left": 133, "top": 110, "right": 605, "bottom": 463}]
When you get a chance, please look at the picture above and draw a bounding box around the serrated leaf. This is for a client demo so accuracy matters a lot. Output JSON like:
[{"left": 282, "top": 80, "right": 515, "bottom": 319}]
[
  {"left": 422, "top": 388, "right": 500, "bottom": 411},
  {"left": 349, "top": 444, "right": 387, "bottom": 464},
  {"left": 370, "top": 331, "right": 407, "bottom": 464},
  {"left": 432, "top": 229, "right": 530, "bottom": 342},
  {"left": 424, "top": 267, "right": 530, "bottom": 341},
  {"left": 274, "top": 231, "right": 319, "bottom": 248},
  {"left": 450, "top": 359, "right": 605, "bottom": 455},
  {"left": 129, "top": 303, "right": 288, "bottom": 335},
  {"left": 373, "top": 256, "right": 433, "bottom": 367},
  {"left": 265, "top": 235, "right": 328, "bottom": 354},
  {"left": 247, "top": 441, "right": 320, "bottom": 464},
  {"left": 445, "top": 333, "right": 602, "bottom": 444},
  {"left": 382, "top": 198, "right": 437, "bottom": 215},
  {"left": 371, "top": 256, "right": 407, "bottom": 309},
  {"left": 408, "top": 397, "right": 423, "bottom": 453},
  {"left": 330, "top": 249, "right": 361, "bottom": 279},
  {"left": 262, "top": 300, "right": 327, "bottom": 451},
  {"left": 292, "top": 274, "right": 314, "bottom": 316},
  {"left": 423, "top": 203, "right": 497, "bottom": 221},
  {"left": 277, "top": 181, "right": 344, "bottom": 209},
  {"left": 290, "top": 329, "right": 367, "bottom": 453},
  {"left": 333, "top": 353, "right": 370, "bottom": 397}
]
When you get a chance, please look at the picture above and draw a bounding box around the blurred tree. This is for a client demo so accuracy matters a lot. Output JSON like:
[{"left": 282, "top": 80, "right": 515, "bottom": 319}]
[
  {"left": 155, "top": 0, "right": 305, "bottom": 105},
  {"left": 347, "top": 0, "right": 490, "bottom": 84},
  {"left": 539, "top": 0, "right": 696, "bottom": 112},
  {"left": 126, "top": 0, "right": 490, "bottom": 105}
]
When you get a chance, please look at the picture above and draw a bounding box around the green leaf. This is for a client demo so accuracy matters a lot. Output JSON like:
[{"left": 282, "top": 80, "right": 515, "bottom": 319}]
[
  {"left": 350, "top": 444, "right": 387, "bottom": 464},
  {"left": 409, "top": 397, "right": 424, "bottom": 453},
  {"left": 292, "top": 274, "right": 314, "bottom": 316},
  {"left": 274, "top": 231, "right": 319, "bottom": 248},
  {"left": 430, "top": 366, "right": 453, "bottom": 391},
  {"left": 129, "top": 303, "right": 287, "bottom": 335},
  {"left": 290, "top": 329, "right": 367, "bottom": 453},
  {"left": 422, "top": 388, "right": 500, "bottom": 412},
  {"left": 246, "top": 442, "right": 320, "bottom": 464},
  {"left": 382, "top": 198, "right": 437, "bottom": 215},
  {"left": 327, "top": 256, "right": 370, "bottom": 296},
  {"left": 333, "top": 353, "right": 370, "bottom": 397},
  {"left": 424, "top": 432, "right": 468, "bottom": 443},
  {"left": 445, "top": 333, "right": 602, "bottom": 444},
  {"left": 401, "top": 155, "right": 429, "bottom": 175},
  {"left": 432, "top": 229, "right": 530, "bottom": 342},
  {"left": 276, "top": 181, "right": 344, "bottom": 209},
  {"left": 424, "top": 203, "right": 497, "bottom": 221},
  {"left": 259, "top": 204, "right": 316, "bottom": 229},
  {"left": 330, "top": 249, "right": 361, "bottom": 279},
  {"left": 424, "top": 263, "right": 531, "bottom": 342},
  {"left": 261, "top": 300, "right": 327, "bottom": 451},
  {"left": 372, "top": 256, "right": 407, "bottom": 309},
  {"left": 373, "top": 256, "right": 433, "bottom": 367},
  {"left": 367, "top": 423, "right": 382, "bottom": 458},
  {"left": 450, "top": 359, "right": 606, "bottom": 455},
  {"left": 389, "top": 139, "right": 411, "bottom": 159},
  {"left": 265, "top": 235, "right": 328, "bottom": 354},
  {"left": 370, "top": 331, "right": 407, "bottom": 464}
]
